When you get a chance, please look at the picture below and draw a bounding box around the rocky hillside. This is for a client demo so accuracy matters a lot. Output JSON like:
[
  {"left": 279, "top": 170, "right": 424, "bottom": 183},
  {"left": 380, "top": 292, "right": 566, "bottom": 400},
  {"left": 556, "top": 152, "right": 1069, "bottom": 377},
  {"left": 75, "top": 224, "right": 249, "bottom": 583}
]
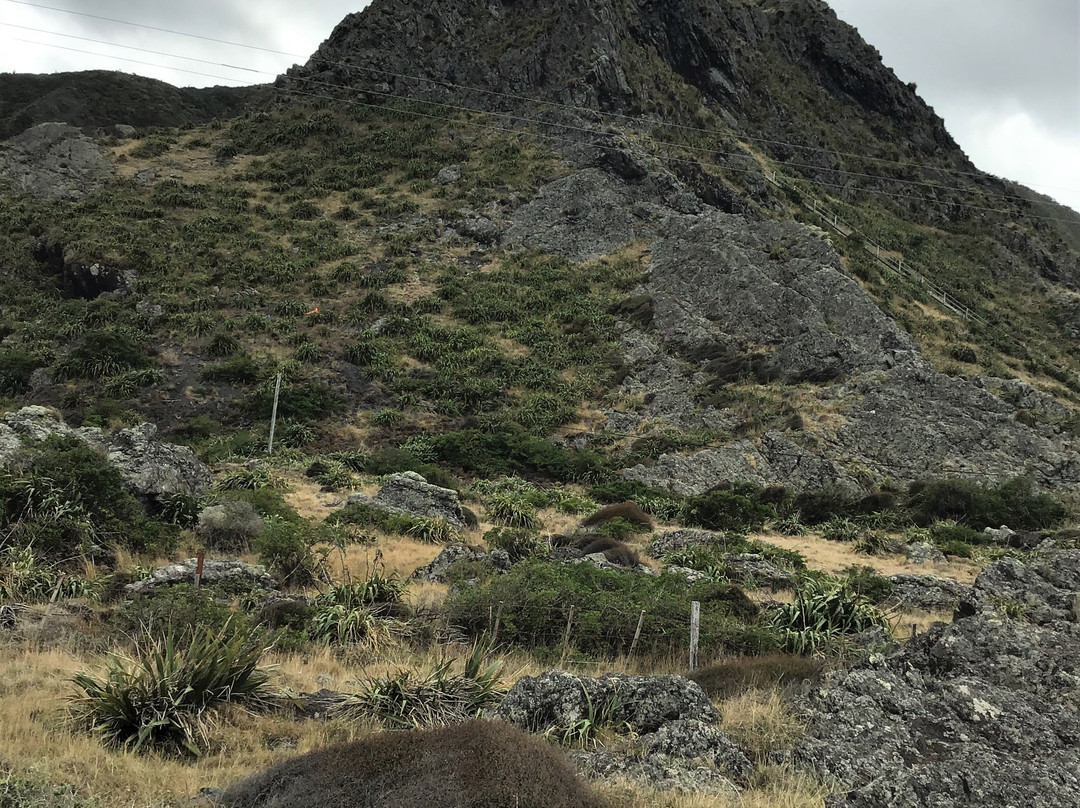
[
  {"left": 1, "top": 0, "right": 1080, "bottom": 500},
  {"left": 0, "top": 71, "right": 261, "bottom": 140}
]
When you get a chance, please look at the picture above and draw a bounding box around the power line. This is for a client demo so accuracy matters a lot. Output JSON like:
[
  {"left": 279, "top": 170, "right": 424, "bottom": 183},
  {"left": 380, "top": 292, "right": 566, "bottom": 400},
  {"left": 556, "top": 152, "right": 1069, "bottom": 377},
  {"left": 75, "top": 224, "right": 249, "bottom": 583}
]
[
  {"left": 3, "top": 0, "right": 293, "bottom": 55},
  {"left": 6, "top": 0, "right": 1080, "bottom": 200}
]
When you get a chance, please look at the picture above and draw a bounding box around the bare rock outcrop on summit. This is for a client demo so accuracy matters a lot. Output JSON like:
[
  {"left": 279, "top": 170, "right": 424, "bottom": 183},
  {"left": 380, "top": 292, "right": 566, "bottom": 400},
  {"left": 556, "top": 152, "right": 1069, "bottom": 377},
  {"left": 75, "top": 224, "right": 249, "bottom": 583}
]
[{"left": 0, "top": 122, "right": 113, "bottom": 200}]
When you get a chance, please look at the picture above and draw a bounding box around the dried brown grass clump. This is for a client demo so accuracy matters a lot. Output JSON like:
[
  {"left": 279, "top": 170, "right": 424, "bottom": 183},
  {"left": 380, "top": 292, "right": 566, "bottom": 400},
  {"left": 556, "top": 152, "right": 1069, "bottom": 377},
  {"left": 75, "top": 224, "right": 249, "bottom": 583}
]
[
  {"left": 690, "top": 654, "right": 825, "bottom": 701},
  {"left": 220, "top": 719, "right": 609, "bottom": 808},
  {"left": 574, "top": 535, "right": 642, "bottom": 567},
  {"left": 580, "top": 501, "right": 653, "bottom": 530}
]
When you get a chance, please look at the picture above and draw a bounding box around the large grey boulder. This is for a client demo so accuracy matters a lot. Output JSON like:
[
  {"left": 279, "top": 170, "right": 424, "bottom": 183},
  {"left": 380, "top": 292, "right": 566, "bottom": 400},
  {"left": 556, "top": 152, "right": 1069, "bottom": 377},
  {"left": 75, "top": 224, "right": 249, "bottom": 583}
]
[
  {"left": 102, "top": 422, "right": 212, "bottom": 503},
  {"left": 1, "top": 122, "right": 113, "bottom": 200},
  {"left": 363, "top": 471, "right": 467, "bottom": 528},
  {"left": 956, "top": 550, "right": 1080, "bottom": 626},
  {"left": 794, "top": 551, "right": 1080, "bottom": 807},
  {"left": 0, "top": 406, "right": 211, "bottom": 504},
  {"left": 411, "top": 542, "right": 510, "bottom": 583},
  {"left": 648, "top": 529, "right": 721, "bottom": 558},
  {"left": 887, "top": 573, "right": 970, "bottom": 612},
  {"left": 125, "top": 559, "right": 278, "bottom": 596}
]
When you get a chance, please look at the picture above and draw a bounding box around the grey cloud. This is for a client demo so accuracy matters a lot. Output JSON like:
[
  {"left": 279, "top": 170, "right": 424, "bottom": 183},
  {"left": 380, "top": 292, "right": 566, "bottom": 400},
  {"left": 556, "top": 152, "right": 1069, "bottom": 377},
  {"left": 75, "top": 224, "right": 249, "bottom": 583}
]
[{"left": 829, "top": 0, "right": 1080, "bottom": 135}]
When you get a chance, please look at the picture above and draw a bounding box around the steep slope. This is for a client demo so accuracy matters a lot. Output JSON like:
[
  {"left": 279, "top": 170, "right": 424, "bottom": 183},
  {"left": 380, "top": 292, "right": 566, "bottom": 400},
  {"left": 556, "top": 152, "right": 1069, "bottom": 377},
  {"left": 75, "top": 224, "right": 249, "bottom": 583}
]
[
  {"left": 2, "top": 0, "right": 1080, "bottom": 497},
  {"left": 0, "top": 70, "right": 262, "bottom": 139}
]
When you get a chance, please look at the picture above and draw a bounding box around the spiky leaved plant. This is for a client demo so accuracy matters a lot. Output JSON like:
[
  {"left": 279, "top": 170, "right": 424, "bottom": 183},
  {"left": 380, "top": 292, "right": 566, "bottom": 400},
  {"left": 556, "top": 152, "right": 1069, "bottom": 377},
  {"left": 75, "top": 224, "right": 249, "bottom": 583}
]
[{"left": 70, "top": 620, "right": 274, "bottom": 756}]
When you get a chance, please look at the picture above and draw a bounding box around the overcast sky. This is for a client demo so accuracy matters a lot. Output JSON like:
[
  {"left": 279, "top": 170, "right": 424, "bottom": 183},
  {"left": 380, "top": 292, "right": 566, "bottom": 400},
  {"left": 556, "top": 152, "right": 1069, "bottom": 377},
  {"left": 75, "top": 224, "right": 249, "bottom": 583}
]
[{"left": 1, "top": 0, "right": 1078, "bottom": 212}]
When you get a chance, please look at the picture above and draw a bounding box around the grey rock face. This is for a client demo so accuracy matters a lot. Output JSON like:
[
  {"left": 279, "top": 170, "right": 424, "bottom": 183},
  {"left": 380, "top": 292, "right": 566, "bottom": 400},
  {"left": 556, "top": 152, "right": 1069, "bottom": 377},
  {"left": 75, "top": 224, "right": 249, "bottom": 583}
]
[
  {"left": 411, "top": 542, "right": 507, "bottom": 583},
  {"left": 572, "top": 748, "right": 740, "bottom": 798},
  {"left": 901, "top": 541, "right": 946, "bottom": 564},
  {"left": 496, "top": 671, "right": 748, "bottom": 795},
  {"left": 103, "top": 422, "right": 212, "bottom": 504},
  {"left": 458, "top": 216, "right": 502, "bottom": 245},
  {"left": 433, "top": 164, "right": 462, "bottom": 184},
  {"left": 887, "top": 574, "right": 969, "bottom": 612},
  {"left": 956, "top": 551, "right": 1080, "bottom": 626},
  {"left": 795, "top": 551, "right": 1080, "bottom": 808},
  {"left": 1, "top": 122, "right": 113, "bottom": 200},
  {"left": 721, "top": 553, "right": 795, "bottom": 590},
  {"left": 494, "top": 670, "right": 720, "bottom": 734},
  {"left": 369, "top": 471, "right": 466, "bottom": 528},
  {"left": 125, "top": 559, "right": 277, "bottom": 596},
  {"left": 0, "top": 406, "right": 211, "bottom": 505},
  {"left": 647, "top": 209, "right": 916, "bottom": 383}
]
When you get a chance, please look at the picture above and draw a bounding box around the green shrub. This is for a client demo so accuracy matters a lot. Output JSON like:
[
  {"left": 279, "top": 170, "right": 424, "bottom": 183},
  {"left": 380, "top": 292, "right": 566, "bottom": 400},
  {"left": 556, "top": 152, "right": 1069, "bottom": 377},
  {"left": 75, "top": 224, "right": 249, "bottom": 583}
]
[
  {"left": 594, "top": 517, "right": 640, "bottom": 540},
  {"left": 446, "top": 560, "right": 776, "bottom": 659},
  {"left": 791, "top": 487, "right": 856, "bottom": 525},
  {"left": 71, "top": 622, "right": 273, "bottom": 755},
  {"left": 683, "top": 488, "right": 774, "bottom": 533},
  {"left": 0, "top": 349, "right": 40, "bottom": 396},
  {"left": 927, "top": 519, "right": 987, "bottom": 547},
  {"left": 252, "top": 518, "right": 317, "bottom": 586},
  {"left": 55, "top": 329, "right": 152, "bottom": 380},
  {"left": 196, "top": 500, "right": 264, "bottom": 552},
  {"left": 841, "top": 566, "right": 895, "bottom": 604},
  {"left": 407, "top": 516, "right": 460, "bottom": 544},
  {"left": 486, "top": 493, "right": 543, "bottom": 529},
  {"left": 0, "top": 435, "right": 176, "bottom": 558},
  {"left": 770, "top": 580, "right": 888, "bottom": 655},
  {"left": 327, "top": 501, "right": 421, "bottom": 536},
  {"left": 335, "top": 643, "right": 505, "bottom": 729},
  {"left": 483, "top": 527, "right": 549, "bottom": 562},
  {"left": 937, "top": 539, "right": 974, "bottom": 558},
  {"left": 905, "top": 476, "right": 1066, "bottom": 530},
  {"left": 819, "top": 517, "right": 863, "bottom": 543},
  {"left": 115, "top": 584, "right": 245, "bottom": 639},
  {"left": 432, "top": 429, "right": 610, "bottom": 483}
]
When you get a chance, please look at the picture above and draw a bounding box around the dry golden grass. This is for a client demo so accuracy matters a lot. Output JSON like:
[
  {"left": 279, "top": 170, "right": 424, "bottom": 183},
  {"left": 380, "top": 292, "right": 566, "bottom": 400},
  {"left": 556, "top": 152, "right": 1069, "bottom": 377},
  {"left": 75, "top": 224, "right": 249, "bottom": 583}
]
[
  {"left": 598, "top": 764, "right": 830, "bottom": 808},
  {"left": 719, "top": 689, "right": 807, "bottom": 762},
  {"left": 0, "top": 642, "right": 372, "bottom": 808},
  {"left": 758, "top": 531, "right": 981, "bottom": 583}
]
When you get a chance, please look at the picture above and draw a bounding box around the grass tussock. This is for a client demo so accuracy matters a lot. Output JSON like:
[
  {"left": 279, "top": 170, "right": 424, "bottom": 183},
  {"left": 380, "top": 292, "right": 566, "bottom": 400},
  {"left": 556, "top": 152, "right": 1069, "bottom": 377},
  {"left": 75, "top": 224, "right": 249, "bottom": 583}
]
[{"left": 219, "top": 719, "right": 609, "bottom": 808}]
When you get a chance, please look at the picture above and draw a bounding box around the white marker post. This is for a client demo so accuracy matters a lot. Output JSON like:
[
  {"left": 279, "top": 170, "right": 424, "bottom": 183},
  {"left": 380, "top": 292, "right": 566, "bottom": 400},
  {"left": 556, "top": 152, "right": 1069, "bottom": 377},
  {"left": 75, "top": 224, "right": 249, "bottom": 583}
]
[{"left": 267, "top": 372, "right": 283, "bottom": 455}]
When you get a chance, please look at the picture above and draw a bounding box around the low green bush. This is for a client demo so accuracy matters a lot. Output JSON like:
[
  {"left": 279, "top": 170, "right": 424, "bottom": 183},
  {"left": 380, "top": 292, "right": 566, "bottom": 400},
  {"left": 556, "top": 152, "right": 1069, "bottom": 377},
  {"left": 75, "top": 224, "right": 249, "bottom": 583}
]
[
  {"left": 682, "top": 487, "right": 774, "bottom": 533},
  {"left": 770, "top": 580, "right": 889, "bottom": 655},
  {"left": 0, "top": 348, "right": 40, "bottom": 396},
  {"left": 790, "top": 487, "right": 857, "bottom": 525},
  {"left": 432, "top": 429, "right": 610, "bottom": 483},
  {"left": 905, "top": 476, "right": 1066, "bottom": 531},
  {"left": 483, "top": 527, "right": 550, "bottom": 562},
  {"left": 446, "top": 560, "right": 776, "bottom": 659},
  {"left": 335, "top": 643, "right": 505, "bottom": 729},
  {"left": 114, "top": 585, "right": 245, "bottom": 640},
  {"left": 841, "top": 565, "right": 895, "bottom": 604},
  {"left": 252, "top": 518, "right": 317, "bottom": 586}
]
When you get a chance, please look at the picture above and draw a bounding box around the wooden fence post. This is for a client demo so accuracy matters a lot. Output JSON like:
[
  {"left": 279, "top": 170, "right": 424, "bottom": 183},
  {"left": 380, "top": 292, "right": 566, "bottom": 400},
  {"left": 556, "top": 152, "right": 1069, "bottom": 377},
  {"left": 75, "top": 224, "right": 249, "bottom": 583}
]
[
  {"left": 491, "top": 602, "right": 504, "bottom": 646},
  {"left": 558, "top": 605, "right": 576, "bottom": 668},
  {"left": 625, "top": 609, "right": 646, "bottom": 671},
  {"left": 689, "top": 601, "right": 701, "bottom": 672},
  {"left": 194, "top": 551, "right": 205, "bottom": 589}
]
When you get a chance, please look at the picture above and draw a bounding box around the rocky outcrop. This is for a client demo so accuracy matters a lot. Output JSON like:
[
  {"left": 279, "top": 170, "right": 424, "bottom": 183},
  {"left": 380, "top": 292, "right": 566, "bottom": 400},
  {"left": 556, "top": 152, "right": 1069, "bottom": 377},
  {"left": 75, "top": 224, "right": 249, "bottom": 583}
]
[
  {"left": 886, "top": 573, "right": 969, "bottom": 612},
  {"left": 495, "top": 670, "right": 748, "bottom": 794},
  {"left": 354, "top": 471, "right": 467, "bottom": 528},
  {"left": 0, "top": 406, "right": 211, "bottom": 504},
  {"left": 125, "top": 559, "right": 278, "bottom": 596},
  {"left": 495, "top": 670, "right": 721, "bottom": 735},
  {"left": 648, "top": 528, "right": 721, "bottom": 558},
  {"left": 0, "top": 122, "right": 113, "bottom": 200},
  {"left": 411, "top": 542, "right": 511, "bottom": 583},
  {"left": 794, "top": 551, "right": 1080, "bottom": 807}
]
